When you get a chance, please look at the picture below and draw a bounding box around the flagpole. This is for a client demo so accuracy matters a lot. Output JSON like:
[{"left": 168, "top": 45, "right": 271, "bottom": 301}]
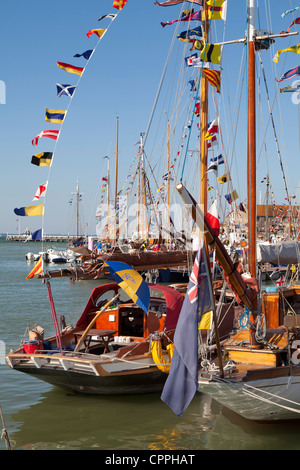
[{"left": 200, "top": 1, "right": 209, "bottom": 213}]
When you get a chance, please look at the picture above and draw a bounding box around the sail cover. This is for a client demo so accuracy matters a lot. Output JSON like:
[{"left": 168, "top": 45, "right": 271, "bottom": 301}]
[{"left": 257, "top": 241, "right": 300, "bottom": 265}]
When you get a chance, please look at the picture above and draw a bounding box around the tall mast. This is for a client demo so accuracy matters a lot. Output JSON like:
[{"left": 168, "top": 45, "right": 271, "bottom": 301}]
[
  {"left": 114, "top": 116, "right": 119, "bottom": 245},
  {"left": 167, "top": 120, "right": 170, "bottom": 246},
  {"left": 76, "top": 178, "right": 79, "bottom": 238},
  {"left": 106, "top": 156, "right": 110, "bottom": 240},
  {"left": 200, "top": 1, "right": 209, "bottom": 213},
  {"left": 247, "top": 0, "right": 256, "bottom": 278}
]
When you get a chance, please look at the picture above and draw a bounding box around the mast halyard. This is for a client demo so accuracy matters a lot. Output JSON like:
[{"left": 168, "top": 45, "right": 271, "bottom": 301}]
[{"left": 113, "top": 116, "right": 119, "bottom": 245}]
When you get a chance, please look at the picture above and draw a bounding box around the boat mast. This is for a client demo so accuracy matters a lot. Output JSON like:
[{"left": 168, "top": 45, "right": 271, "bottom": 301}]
[
  {"left": 200, "top": 1, "right": 209, "bottom": 213},
  {"left": 114, "top": 116, "right": 119, "bottom": 245},
  {"left": 76, "top": 178, "right": 79, "bottom": 239},
  {"left": 106, "top": 156, "right": 110, "bottom": 240},
  {"left": 247, "top": 0, "right": 257, "bottom": 278}
]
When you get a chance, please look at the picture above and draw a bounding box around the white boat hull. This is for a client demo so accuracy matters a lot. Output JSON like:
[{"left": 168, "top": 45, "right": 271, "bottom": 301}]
[{"left": 198, "top": 373, "right": 300, "bottom": 421}]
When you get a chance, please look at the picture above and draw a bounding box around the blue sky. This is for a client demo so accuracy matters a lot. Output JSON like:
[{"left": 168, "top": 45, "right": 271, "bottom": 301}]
[{"left": 1, "top": 0, "right": 300, "bottom": 235}]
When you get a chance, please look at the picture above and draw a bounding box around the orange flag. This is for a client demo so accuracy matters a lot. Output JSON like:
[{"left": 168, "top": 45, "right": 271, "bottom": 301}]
[{"left": 113, "top": 0, "right": 128, "bottom": 10}]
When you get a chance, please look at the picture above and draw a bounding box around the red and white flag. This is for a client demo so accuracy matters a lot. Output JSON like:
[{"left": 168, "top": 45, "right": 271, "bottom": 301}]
[
  {"left": 206, "top": 199, "right": 220, "bottom": 237},
  {"left": 32, "top": 130, "right": 59, "bottom": 146},
  {"left": 33, "top": 181, "right": 48, "bottom": 201}
]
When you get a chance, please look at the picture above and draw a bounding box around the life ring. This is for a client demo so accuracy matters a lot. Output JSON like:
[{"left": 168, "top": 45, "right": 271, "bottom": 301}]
[{"left": 151, "top": 336, "right": 174, "bottom": 373}]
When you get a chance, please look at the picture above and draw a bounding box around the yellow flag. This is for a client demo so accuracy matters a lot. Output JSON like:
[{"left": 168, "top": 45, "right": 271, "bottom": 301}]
[
  {"left": 273, "top": 44, "right": 300, "bottom": 63},
  {"left": 25, "top": 256, "right": 44, "bottom": 280}
]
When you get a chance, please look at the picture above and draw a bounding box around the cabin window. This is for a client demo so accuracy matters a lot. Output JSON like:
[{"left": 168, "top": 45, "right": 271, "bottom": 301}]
[
  {"left": 118, "top": 308, "right": 144, "bottom": 337},
  {"left": 95, "top": 288, "right": 132, "bottom": 308}
]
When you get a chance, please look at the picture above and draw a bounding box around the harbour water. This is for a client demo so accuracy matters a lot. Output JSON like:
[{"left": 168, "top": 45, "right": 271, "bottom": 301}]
[{"left": 1, "top": 238, "right": 300, "bottom": 452}]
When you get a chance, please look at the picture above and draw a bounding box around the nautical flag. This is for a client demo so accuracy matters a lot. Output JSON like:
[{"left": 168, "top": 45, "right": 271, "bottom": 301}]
[
  {"left": 86, "top": 29, "right": 106, "bottom": 38},
  {"left": 112, "top": 0, "right": 128, "bottom": 10},
  {"left": 25, "top": 255, "right": 44, "bottom": 280},
  {"left": 217, "top": 173, "right": 230, "bottom": 184},
  {"left": 207, "top": 162, "right": 218, "bottom": 173},
  {"left": 203, "top": 68, "right": 221, "bottom": 93},
  {"left": 177, "top": 26, "right": 202, "bottom": 42},
  {"left": 207, "top": 135, "right": 217, "bottom": 148},
  {"left": 275, "top": 65, "right": 300, "bottom": 82},
  {"left": 206, "top": 200, "right": 220, "bottom": 237},
  {"left": 225, "top": 190, "right": 238, "bottom": 204},
  {"left": 210, "top": 153, "right": 224, "bottom": 165},
  {"left": 192, "top": 41, "right": 222, "bottom": 65},
  {"left": 206, "top": 0, "right": 227, "bottom": 21},
  {"left": 155, "top": 0, "right": 202, "bottom": 6},
  {"left": 33, "top": 182, "right": 48, "bottom": 201},
  {"left": 98, "top": 13, "right": 117, "bottom": 21},
  {"left": 102, "top": 176, "right": 108, "bottom": 182},
  {"left": 204, "top": 119, "right": 218, "bottom": 139},
  {"left": 281, "top": 17, "right": 300, "bottom": 33},
  {"left": 45, "top": 108, "right": 66, "bottom": 124},
  {"left": 32, "top": 130, "right": 59, "bottom": 146},
  {"left": 31, "top": 228, "right": 43, "bottom": 241},
  {"left": 185, "top": 52, "right": 198, "bottom": 67},
  {"left": 161, "top": 9, "right": 202, "bottom": 27},
  {"left": 189, "top": 79, "right": 199, "bottom": 91},
  {"left": 103, "top": 261, "right": 150, "bottom": 314},
  {"left": 161, "top": 238, "right": 214, "bottom": 417},
  {"left": 273, "top": 44, "right": 300, "bottom": 63},
  {"left": 14, "top": 204, "right": 44, "bottom": 217},
  {"left": 56, "top": 83, "right": 76, "bottom": 98},
  {"left": 31, "top": 152, "right": 53, "bottom": 167},
  {"left": 74, "top": 49, "right": 93, "bottom": 60},
  {"left": 57, "top": 61, "right": 84, "bottom": 76},
  {"left": 282, "top": 6, "right": 300, "bottom": 18}
]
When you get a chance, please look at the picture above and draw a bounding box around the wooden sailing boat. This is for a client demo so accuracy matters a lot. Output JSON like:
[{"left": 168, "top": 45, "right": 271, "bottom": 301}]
[{"left": 173, "top": 0, "right": 300, "bottom": 421}]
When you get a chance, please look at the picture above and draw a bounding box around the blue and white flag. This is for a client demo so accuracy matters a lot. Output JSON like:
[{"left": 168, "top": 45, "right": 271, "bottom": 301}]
[
  {"left": 161, "top": 238, "right": 214, "bottom": 417},
  {"left": 210, "top": 153, "right": 224, "bottom": 165},
  {"left": 56, "top": 83, "right": 77, "bottom": 98}
]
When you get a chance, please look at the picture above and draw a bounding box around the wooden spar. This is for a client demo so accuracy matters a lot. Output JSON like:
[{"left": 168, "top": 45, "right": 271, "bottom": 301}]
[
  {"left": 248, "top": 0, "right": 257, "bottom": 278},
  {"left": 176, "top": 182, "right": 253, "bottom": 309},
  {"left": 113, "top": 116, "right": 119, "bottom": 245},
  {"left": 74, "top": 294, "right": 120, "bottom": 352},
  {"left": 200, "top": 2, "right": 209, "bottom": 213}
]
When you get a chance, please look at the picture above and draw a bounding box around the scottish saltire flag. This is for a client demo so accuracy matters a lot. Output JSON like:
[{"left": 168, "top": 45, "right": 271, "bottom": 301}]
[
  {"left": 103, "top": 261, "right": 150, "bottom": 314},
  {"left": 161, "top": 239, "right": 214, "bottom": 417},
  {"left": 275, "top": 65, "right": 300, "bottom": 82},
  {"left": 45, "top": 108, "right": 66, "bottom": 124},
  {"left": 14, "top": 204, "right": 44, "bottom": 217},
  {"left": 74, "top": 49, "right": 93, "bottom": 60},
  {"left": 56, "top": 84, "right": 77, "bottom": 98}
]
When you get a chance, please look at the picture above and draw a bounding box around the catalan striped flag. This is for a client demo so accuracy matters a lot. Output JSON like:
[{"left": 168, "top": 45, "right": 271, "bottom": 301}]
[
  {"left": 32, "top": 130, "right": 59, "bottom": 146},
  {"left": 25, "top": 255, "right": 44, "bottom": 280},
  {"left": 203, "top": 68, "right": 221, "bottom": 93},
  {"left": 57, "top": 61, "right": 84, "bottom": 76},
  {"left": 45, "top": 108, "right": 66, "bottom": 124},
  {"left": 113, "top": 0, "right": 128, "bottom": 10}
]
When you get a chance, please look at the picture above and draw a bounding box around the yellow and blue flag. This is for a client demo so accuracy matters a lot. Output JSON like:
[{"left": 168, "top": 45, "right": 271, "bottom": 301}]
[
  {"left": 103, "top": 261, "right": 150, "bottom": 314},
  {"left": 45, "top": 108, "right": 66, "bottom": 124},
  {"left": 14, "top": 204, "right": 44, "bottom": 217}
]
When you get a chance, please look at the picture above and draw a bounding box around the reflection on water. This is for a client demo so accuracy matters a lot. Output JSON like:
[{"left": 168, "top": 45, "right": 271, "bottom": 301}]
[{"left": 2, "top": 241, "right": 300, "bottom": 450}]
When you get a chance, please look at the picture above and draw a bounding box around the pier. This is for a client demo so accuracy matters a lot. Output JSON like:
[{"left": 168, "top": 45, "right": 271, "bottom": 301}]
[{"left": 6, "top": 235, "right": 78, "bottom": 243}]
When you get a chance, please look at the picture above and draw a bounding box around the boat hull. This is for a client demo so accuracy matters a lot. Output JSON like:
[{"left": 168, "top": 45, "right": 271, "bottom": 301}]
[
  {"left": 198, "top": 373, "right": 300, "bottom": 421},
  {"left": 6, "top": 353, "right": 167, "bottom": 395}
]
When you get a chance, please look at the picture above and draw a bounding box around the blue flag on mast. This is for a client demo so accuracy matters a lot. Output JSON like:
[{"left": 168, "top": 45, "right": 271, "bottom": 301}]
[{"left": 161, "top": 238, "right": 214, "bottom": 417}]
